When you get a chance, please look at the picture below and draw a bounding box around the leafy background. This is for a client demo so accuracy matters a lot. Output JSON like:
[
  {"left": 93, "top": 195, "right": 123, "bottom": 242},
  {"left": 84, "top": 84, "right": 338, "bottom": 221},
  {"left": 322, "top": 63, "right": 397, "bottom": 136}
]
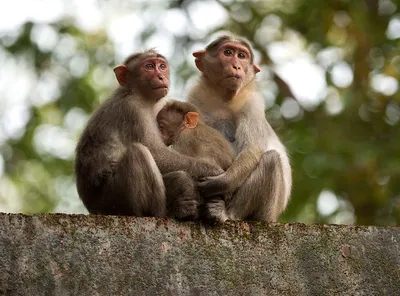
[{"left": 0, "top": 0, "right": 399, "bottom": 225}]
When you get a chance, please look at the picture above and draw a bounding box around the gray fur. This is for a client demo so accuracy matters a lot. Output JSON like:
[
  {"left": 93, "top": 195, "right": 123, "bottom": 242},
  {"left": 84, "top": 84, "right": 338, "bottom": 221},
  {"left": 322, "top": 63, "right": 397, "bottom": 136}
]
[{"left": 187, "top": 36, "right": 292, "bottom": 221}]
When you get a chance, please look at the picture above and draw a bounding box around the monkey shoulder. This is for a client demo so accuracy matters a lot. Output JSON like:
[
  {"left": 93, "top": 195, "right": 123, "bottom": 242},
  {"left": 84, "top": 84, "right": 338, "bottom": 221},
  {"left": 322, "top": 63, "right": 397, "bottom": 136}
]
[
  {"left": 76, "top": 95, "right": 149, "bottom": 162},
  {"left": 230, "top": 94, "right": 285, "bottom": 153}
]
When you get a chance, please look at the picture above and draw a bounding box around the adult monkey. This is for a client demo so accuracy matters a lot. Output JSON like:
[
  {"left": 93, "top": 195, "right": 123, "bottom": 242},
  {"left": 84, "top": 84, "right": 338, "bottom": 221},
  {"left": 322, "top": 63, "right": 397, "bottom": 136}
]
[
  {"left": 75, "top": 50, "right": 222, "bottom": 219},
  {"left": 187, "top": 35, "right": 292, "bottom": 222}
]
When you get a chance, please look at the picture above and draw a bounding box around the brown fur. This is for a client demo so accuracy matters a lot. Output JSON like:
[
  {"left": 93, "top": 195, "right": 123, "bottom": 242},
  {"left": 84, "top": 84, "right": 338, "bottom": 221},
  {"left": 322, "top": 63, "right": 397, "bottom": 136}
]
[
  {"left": 157, "top": 100, "right": 235, "bottom": 222},
  {"left": 157, "top": 100, "right": 234, "bottom": 170},
  {"left": 75, "top": 51, "right": 223, "bottom": 219}
]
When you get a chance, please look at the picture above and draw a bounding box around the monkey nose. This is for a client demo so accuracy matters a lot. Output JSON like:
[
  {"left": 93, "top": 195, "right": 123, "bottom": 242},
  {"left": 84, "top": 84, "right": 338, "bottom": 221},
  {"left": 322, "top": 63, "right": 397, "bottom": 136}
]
[{"left": 233, "top": 65, "right": 241, "bottom": 70}]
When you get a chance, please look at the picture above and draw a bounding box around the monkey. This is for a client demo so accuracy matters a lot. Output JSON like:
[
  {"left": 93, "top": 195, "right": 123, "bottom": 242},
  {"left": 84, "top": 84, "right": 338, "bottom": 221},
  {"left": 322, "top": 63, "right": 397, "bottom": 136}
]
[
  {"left": 156, "top": 100, "right": 234, "bottom": 222},
  {"left": 186, "top": 34, "right": 292, "bottom": 222},
  {"left": 75, "top": 50, "right": 223, "bottom": 220},
  {"left": 156, "top": 100, "right": 233, "bottom": 170}
]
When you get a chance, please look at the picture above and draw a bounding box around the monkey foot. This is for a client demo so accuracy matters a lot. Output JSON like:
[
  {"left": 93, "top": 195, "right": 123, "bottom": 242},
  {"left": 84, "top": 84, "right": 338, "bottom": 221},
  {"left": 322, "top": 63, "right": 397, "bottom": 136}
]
[
  {"left": 202, "top": 201, "right": 229, "bottom": 224},
  {"left": 173, "top": 199, "right": 200, "bottom": 221}
]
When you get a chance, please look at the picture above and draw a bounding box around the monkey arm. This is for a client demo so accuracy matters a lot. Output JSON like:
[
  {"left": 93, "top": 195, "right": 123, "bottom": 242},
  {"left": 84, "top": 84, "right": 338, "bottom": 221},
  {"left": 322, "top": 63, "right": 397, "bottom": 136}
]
[
  {"left": 198, "top": 121, "right": 291, "bottom": 205},
  {"left": 198, "top": 107, "right": 267, "bottom": 198},
  {"left": 198, "top": 147, "right": 263, "bottom": 198},
  {"left": 198, "top": 99, "right": 287, "bottom": 199},
  {"left": 150, "top": 145, "right": 224, "bottom": 178},
  {"left": 231, "top": 106, "right": 291, "bottom": 208}
]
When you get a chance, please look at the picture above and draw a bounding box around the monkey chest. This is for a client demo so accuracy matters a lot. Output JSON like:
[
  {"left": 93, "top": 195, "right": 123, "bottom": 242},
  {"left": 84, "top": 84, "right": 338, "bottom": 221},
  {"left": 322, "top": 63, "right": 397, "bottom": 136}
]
[{"left": 203, "top": 111, "right": 237, "bottom": 145}]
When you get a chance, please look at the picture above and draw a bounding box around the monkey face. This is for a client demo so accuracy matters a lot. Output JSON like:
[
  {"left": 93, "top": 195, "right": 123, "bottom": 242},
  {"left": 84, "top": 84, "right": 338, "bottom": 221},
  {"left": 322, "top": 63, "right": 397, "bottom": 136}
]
[
  {"left": 114, "top": 52, "right": 170, "bottom": 101},
  {"left": 138, "top": 57, "right": 170, "bottom": 100},
  {"left": 211, "top": 42, "right": 252, "bottom": 91},
  {"left": 156, "top": 109, "right": 183, "bottom": 146},
  {"left": 194, "top": 39, "right": 260, "bottom": 95}
]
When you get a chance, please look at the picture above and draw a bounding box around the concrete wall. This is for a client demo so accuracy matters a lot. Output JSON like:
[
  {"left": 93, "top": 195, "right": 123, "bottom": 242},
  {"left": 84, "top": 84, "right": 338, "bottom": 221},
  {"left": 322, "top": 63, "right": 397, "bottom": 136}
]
[{"left": 0, "top": 213, "right": 399, "bottom": 295}]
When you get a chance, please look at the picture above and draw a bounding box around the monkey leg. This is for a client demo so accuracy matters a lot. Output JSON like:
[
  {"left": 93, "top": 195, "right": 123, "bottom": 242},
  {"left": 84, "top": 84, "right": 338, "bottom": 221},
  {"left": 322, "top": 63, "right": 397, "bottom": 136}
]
[
  {"left": 89, "top": 143, "right": 167, "bottom": 217},
  {"left": 226, "top": 150, "right": 285, "bottom": 222},
  {"left": 163, "top": 171, "right": 200, "bottom": 221}
]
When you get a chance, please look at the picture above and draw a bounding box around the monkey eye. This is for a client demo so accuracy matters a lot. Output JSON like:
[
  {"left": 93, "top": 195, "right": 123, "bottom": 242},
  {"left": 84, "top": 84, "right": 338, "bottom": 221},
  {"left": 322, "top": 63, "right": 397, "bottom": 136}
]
[
  {"left": 159, "top": 63, "right": 167, "bottom": 70},
  {"left": 238, "top": 52, "right": 246, "bottom": 59},
  {"left": 145, "top": 64, "right": 154, "bottom": 69},
  {"left": 224, "top": 49, "right": 233, "bottom": 56}
]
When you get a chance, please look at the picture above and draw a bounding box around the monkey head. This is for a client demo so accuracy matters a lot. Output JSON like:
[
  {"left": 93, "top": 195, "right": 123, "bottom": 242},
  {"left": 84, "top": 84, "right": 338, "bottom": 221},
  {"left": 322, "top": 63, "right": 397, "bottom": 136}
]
[
  {"left": 157, "top": 101, "right": 199, "bottom": 146},
  {"left": 113, "top": 50, "right": 170, "bottom": 101},
  {"left": 192, "top": 35, "right": 260, "bottom": 93}
]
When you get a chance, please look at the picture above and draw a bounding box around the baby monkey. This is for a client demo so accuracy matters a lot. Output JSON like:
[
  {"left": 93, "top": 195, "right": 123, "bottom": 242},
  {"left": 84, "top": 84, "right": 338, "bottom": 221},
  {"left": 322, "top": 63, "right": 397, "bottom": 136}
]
[{"left": 157, "top": 100, "right": 234, "bottom": 222}]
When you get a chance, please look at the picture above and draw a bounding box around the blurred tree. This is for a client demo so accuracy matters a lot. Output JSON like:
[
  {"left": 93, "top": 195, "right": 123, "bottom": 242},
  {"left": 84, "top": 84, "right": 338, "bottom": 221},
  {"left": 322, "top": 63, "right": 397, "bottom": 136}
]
[
  {"left": 0, "top": 0, "right": 399, "bottom": 225},
  {"left": 206, "top": 0, "right": 400, "bottom": 225},
  {"left": 0, "top": 19, "right": 116, "bottom": 214}
]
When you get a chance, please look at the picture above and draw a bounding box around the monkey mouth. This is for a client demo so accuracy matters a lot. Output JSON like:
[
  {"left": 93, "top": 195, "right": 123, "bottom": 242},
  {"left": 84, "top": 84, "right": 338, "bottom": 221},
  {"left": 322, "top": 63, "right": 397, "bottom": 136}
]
[
  {"left": 227, "top": 74, "right": 241, "bottom": 80},
  {"left": 153, "top": 86, "right": 169, "bottom": 90}
]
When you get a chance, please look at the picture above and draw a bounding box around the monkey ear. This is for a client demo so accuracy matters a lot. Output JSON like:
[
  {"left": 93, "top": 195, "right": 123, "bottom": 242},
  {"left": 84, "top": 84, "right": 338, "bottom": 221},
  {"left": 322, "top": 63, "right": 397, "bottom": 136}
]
[
  {"left": 253, "top": 64, "right": 261, "bottom": 73},
  {"left": 184, "top": 112, "right": 199, "bottom": 129},
  {"left": 193, "top": 50, "right": 206, "bottom": 58},
  {"left": 113, "top": 65, "right": 128, "bottom": 86},
  {"left": 193, "top": 50, "right": 206, "bottom": 72}
]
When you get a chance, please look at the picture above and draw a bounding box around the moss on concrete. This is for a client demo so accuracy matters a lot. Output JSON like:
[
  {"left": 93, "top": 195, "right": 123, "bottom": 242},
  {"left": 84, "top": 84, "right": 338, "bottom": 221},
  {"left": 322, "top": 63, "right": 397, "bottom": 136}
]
[{"left": 0, "top": 213, "right": 399, "bottom": 296}]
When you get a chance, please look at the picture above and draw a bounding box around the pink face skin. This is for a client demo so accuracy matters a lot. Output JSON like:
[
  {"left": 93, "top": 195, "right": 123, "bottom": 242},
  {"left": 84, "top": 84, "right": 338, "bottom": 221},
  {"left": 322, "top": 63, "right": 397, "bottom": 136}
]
[
  {"left": 213, "top": 42, "right": 252, "bottom": 91},
  {"left": 139, "top": 57, "right": 170, "bottom": 99}
]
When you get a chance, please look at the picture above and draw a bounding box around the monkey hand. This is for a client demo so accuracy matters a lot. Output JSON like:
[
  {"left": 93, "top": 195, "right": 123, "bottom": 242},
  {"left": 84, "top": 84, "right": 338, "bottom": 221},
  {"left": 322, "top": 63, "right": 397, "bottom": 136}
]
[
  {"left": 198, "top": 173, "right": 230, "bottom": 199},
  {"left": 194, "top": 161, "right": 224, "bottom": 178}
]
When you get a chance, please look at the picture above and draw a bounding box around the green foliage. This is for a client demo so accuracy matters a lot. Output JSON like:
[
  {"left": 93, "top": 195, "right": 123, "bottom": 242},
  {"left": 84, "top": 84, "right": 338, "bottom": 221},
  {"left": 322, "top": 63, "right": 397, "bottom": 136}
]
[
  {"left": 215, "top": 0, "right": 400, "bottom": 225},
  {"left": 0, "top": 0, "right": 399, "bottom": 225}
]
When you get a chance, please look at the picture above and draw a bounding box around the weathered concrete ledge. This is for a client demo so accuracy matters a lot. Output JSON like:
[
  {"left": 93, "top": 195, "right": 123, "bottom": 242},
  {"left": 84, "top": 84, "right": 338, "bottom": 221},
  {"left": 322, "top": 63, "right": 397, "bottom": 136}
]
[{"left": 0, "top": 213, "right": 399, "bottom": 296}]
